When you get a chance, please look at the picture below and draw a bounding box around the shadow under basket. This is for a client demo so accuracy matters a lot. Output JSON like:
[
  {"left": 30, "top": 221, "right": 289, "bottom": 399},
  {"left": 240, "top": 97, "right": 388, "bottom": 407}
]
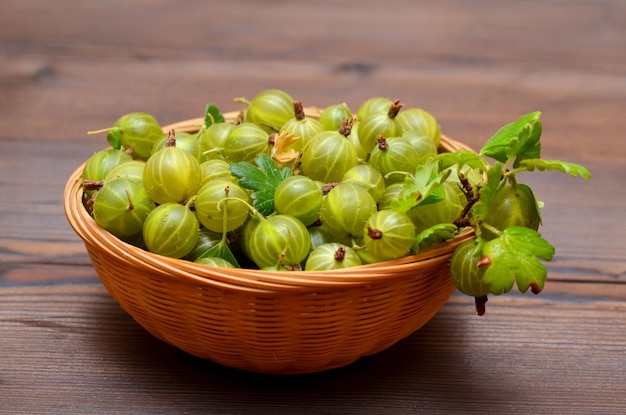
[{"left": 64, "top": 111, "right": 476, "bottom": 375}]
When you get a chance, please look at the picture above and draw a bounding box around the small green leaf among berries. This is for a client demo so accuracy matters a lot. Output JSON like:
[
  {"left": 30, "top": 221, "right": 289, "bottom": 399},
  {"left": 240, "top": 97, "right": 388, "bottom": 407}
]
[
  {"left": 229, "top": 153, "right": 292, "bottom": 216},
  {"left": 391, "top": 160, "right": 450, "bottom": 213},
  {"left": 203, "top": 103, "right": 225, "bottom": 127},
  {"left": 480, "top": 226, "right": 555, "bottom": 295}
]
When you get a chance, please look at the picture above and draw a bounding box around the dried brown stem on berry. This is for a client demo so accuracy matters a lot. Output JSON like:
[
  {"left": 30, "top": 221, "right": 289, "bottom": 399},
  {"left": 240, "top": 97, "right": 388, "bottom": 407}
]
[
  {"left": 367, "top": 227, "right": 383, "bottom": 240},
  {"left": 376, "top": 135, "right": 388, "bottom": 150},
  {"left": 387, "top": 99, "right": 403, "bottom": 118},
  {"left": 165, "top": 129, "right": 176, "bottom": 147},
  {"left": 334, "top": 247, "right": 346, "bottom": 261},
  {"left": 293, "top": 100, "right": 305, "bottom": 120},
  {"left": 339, "top": 116, "right": 356, "bottom": 137}
]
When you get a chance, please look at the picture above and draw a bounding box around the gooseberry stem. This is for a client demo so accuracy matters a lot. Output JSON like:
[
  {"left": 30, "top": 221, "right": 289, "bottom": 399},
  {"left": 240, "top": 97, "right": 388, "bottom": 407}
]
[
  {"left": 480, "top": 222, "right": 503, "bottom": 238},
  {"left": 234, "top": 97, "right": 252, "bottom": 106},
  {"left": 217, "top": 196, "right": 265, "bottom": 223},
  {"left": 87, "top": 126, "right": 119, "bottom": 135}
]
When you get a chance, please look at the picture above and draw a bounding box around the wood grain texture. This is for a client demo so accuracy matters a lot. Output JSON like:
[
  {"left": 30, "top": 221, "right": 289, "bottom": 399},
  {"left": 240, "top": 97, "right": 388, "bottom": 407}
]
[{"left": 1, "top": 0, "right": 625, "bottom": 413}]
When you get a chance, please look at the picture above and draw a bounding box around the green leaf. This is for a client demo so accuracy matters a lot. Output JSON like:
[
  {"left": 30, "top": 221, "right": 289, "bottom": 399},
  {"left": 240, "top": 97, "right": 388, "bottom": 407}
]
[
  {"left": 204, "top": 103, "right": 225, "bottom": 127},
  {"left": 480, "top": 111, "right": 542, "bottom": 166},
  {"left": 434, "top": 150, "right": 489, "bottom": 172},
  {"left": 106, "top": 129, "right": 122, "bottom": 150},
  {"left": 413, "top": 223, "right": 458, "bottom": 252},
  {"left": 481, "top": 226, "right": 555, "bottom": 295},
  {"left": 229, "top": 161, "right": 267, "bottom": 191},
  {"left": 196, "top": 240, "right": 240, "bottom": 268},
  {"left": 391, "top": 160, "right": 451, "bottom": 213},
  {"left": 472, "top": 162, "right": 505, "bottom": 222},
  {"left": 229, "top": 153, "right": 291, "bottom": 216},
  {"left": 519, "top": 159, "right": 591, "bottom": 179}
]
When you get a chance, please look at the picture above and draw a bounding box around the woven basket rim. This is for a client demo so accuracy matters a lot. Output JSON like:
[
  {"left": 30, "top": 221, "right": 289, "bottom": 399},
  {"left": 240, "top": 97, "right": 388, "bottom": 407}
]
[{"left": 64, "top": 109, "right": 476, "bottom": 292}]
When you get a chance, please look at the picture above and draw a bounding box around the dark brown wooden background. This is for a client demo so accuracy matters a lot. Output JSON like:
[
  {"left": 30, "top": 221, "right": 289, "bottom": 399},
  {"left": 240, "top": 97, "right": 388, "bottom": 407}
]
[{"left": 1, "top": 1, "right": 625, "bottom": 414}]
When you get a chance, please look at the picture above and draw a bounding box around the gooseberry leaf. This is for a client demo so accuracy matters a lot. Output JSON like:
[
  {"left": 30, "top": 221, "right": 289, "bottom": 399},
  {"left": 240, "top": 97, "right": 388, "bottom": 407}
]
[
  {"left": 106, "top": 129, "right": 122, "bottom": 150},
  {"left": 204, "top": 103, "right": 225, "bottom": 127},
  {"left": 196, "top": 240, "right": 240, "bottom": 268},
  {"left": 435, "top": 150, "right": 489, "bottom": 172},
  {"left": 519, "top": 159, "right": 591, "bottom": 179},
  {"left": 413, "top": 223, "right": 458, "bottom": 252},
  {"left": 481, "top": 226, "right": 555, "bottom": 295},
  {"left": 471, "top": 162, "right": 505, "bottom": 222},
  {"left": 391, "top": 160, "right": 450, "bottom": 213},
  {"left": 229, "top": 153, "right": 292, "bottom": 216},
  {"left": 480, "top": 111, "right": 542, "bottom": 167}
]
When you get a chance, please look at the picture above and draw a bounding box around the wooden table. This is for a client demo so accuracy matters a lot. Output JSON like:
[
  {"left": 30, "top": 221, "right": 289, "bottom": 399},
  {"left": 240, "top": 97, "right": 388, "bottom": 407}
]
[{"left": 2, "top": 1, "right": 625, "bottom": 413}]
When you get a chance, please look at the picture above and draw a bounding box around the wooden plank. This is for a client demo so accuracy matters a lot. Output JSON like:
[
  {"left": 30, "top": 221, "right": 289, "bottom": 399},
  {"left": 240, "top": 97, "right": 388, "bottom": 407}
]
[{"left": 1, "top": 282, "right": 625, "bottom": 414}]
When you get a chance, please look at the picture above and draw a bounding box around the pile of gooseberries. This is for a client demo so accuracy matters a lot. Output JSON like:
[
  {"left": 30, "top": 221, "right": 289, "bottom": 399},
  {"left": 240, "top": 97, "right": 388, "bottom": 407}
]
[{"left": 82, "top": 89, "right": 590, "bottom": 315}]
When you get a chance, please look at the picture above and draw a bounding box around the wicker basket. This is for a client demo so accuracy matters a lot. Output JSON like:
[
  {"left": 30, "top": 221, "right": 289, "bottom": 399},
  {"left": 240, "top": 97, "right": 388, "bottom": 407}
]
[{"left": 64, "top": 110, "right": 476, "bottom": 375}]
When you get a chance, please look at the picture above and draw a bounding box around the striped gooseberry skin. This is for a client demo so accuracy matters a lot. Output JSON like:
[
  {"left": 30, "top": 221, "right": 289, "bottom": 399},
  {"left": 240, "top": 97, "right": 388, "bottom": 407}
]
[
  {"left": 396, "top": 107, "right": 442, "bottom": 147},
  {"left": 103, "top": 160, "right": 145, "bottom": 184},
  {"left": 93, "top": 177, "right": 155, "bottom": 238},
  {"left": 363, "top": 209, "right": 415, "bottom": 262},
  {"left": 194, "top": 179, "right": 251, "bottom": 233},
  {"left": 194, "top": 256, "right": 235, "bottom": 268},
  {"left": 304, "top": 243, "right": 362, "bottom": 271},
  {"left": 449, "top": 239, "right": 491, "bottom": 298},
  {"left": 299, "top": 130, "right": 358, "bottom": 183},
  {"left": 280, "top": 116, "right": 324, "bottom": 152},
  {"left": 341, "top": 163, "right": 386, "bottom": 203},
  {"left": 113, "top": 112, "right": 163, "bottom": 161},
  {"left": 143, "top": 146, "right": 202, "bottom": 205},
  {"left": 402, "top": 130, "right": 438, "bottom": 164},
  {"left": 245, "top": 88, "right": 295, "bottom": 133},
  {"left": 319, "top": 103, "right": 353, "bottom": 131},
  {"left": 346, "top": 120, "right": 368, "bottom": 162},
  {"left": 142, "top": 203, "right": 199, "bottom": 259},
  {"left": 356, "top": 97, "right": 393, "bottom": 121},
  {"left": 247, "top": 214, "right": 311, "bottom": 268},
  {"left": 199, "top": 159, "right": 235, "bottom": 186},
  {"left": 319, "top": 182, "right": 377, "bottom": 245},
  {"left": 368, "top": 136, "right": 421, "bottom": 185},
  {"left": 357, "top": 105, "right": 403, "bottom": 154},
  {"left": 151, "top": 131, "right": 201, "bottom": 161},
  {"left": 221, "top": 122, "right": 270, "bottom": 164},
  {"left": 198, "top": 122, "right": 234, "bottom": 162},
  {"left": 480, "top": 183, "right": 541, "bottom": 241},
  {"left": 82, "top": 148, "right": 133, "bottom": 183},
  {"left": 274, "top": 175, "right": 323, "bottom": 226},
  {"left": 407, "top": 182, "right": 463, "bottom": 233},
  {"left": 377, "top": 182, "right": 403, "bottom": 211}
]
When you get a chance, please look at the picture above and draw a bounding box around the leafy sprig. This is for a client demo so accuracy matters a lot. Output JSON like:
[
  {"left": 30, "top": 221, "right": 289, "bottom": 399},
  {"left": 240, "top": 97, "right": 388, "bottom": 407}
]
[
  {"left": 229, "top": 153, "right": 292, "bottom": 216},
  {"left": 401, "top": 111, "right": 590, "bottom": 307},
  {"left": 471, "top": 112, "right": 589, "bottom": 299},
  {"left": 391, "top": 160, "right": 451, "bottom": 213}
]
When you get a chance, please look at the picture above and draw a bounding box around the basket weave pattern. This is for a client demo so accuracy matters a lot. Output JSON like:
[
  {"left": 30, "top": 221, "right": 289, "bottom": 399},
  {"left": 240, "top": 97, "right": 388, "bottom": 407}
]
[{"left": 64, "top": 112, "right": 475, "bottom": 374}]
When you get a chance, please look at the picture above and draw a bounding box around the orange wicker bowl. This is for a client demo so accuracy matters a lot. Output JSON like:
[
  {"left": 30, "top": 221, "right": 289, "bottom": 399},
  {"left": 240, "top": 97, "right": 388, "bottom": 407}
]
[{"left": 64, "top": 109, "right": 475, "bottom": 375}]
